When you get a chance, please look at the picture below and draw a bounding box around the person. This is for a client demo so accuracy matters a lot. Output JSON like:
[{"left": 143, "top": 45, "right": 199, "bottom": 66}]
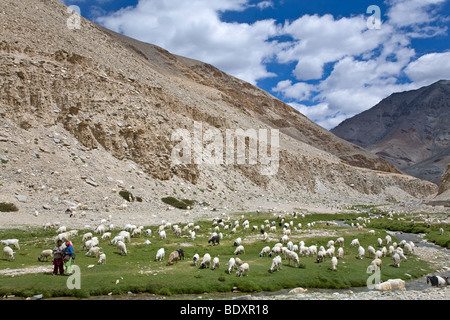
[
  {"left": 52, "top": 239, "right": 64, "bottom": 275},
  {"left": 63, "top": 240, "right": 75, "bottom": 275}
]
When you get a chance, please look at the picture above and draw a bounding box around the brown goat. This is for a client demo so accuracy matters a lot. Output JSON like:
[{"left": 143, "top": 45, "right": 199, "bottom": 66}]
[{"left": 167, "top": 250, "right": 180, "bottom": 265}]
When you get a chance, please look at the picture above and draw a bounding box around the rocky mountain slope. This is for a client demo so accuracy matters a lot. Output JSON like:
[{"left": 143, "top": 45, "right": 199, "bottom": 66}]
[
  {"left": 331, "top": 80, "right": 450, "bottom": 185},
  {"left": 0, "top": 0, "right": 439, "bottom": 225}
]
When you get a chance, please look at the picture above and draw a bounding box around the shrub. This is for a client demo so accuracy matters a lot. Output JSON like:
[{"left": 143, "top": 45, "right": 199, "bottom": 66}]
[
  {"left": 0, "top": 202, "right": 19, "bottom": 212},
  {"left": 119, "top": 190, "right": 135, "bottom": 202},
  {"left": 161, "top": 197, "right": 189, "bottom": 209}
]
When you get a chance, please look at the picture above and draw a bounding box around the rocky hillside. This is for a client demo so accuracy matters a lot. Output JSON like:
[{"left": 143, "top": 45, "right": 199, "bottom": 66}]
[
  {"left": 332, "top": 80, "right": 450, "bottom": 185},
  {"left": 0, "top": 0, "right": 438, "bottom": 222}
]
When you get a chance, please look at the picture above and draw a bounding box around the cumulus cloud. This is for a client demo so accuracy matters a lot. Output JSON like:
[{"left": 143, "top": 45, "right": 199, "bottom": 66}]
[{"left": 404, "top": 51, "right": 450, "bottom": 86}]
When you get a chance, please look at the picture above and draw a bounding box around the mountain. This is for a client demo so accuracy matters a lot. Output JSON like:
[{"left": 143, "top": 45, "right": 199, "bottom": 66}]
[
  {"left": 331, "top": 80, "right": 450, "bottom": 185},
  {"left": 0, "top": 0, "right": 438, "bottom": 222}
]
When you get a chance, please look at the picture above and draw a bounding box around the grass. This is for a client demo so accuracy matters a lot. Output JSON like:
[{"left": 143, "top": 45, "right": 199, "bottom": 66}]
[
  {"left": 363, "top": 215, "right": 450, "bottom": 248},
  {"left": 0, "top": 202, "right": 18, "bottom": 212},
  {"left": 0, "top": 212, "right": 435, "bottom": 298}
]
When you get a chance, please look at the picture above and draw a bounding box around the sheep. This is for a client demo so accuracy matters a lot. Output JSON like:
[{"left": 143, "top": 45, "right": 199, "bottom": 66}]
[
  {"left": 396, "top": 248, "right": 407, "bottom": 261},
  {"left": 101, "top": 232, "right": 112, "bottom": 240},
  {"left": 208, "top": 234, "right": 221, "bottom": 246},
  {"left": 2, "top": 246, "right": 15, "bottom": 261},
  {"left": 269, "top": 255, "right": 282, "bottom": 273},
  {"left": 335, "top": 237, "right": 344, "bottom": 247},
  {"left": 236, "top": 263, "right": 249, "bottom": 277},
  {"left": 167, "top": 251, "right": 180, "bottom": 265},
  {"left": 233, "top": 237, "right": 242, "bottom": 247},
  {"left": 385, "top": 235, "right": 392, "bottom": 245},
  {"left": 309, "top": 245, "right": 317, "bottom": 256},
  {"left": 259, "top": 246, "right": 271, "bottom": 257},
  {"left": 234, "top": 245, "right": 245, "bottom": 255},
  {"left": 235, "top": 257, "right": 244, "bottom": 266},
  {"left": 1, "top": 239, "right": 20, "bottom": 250},
  {"left": 327, "top": 240, "right": 335, "bottom": 248},
  {"left": 392, "top": 252, "right": 401, "bottom": 267},
  {"left": 286, "top": 241, "right": 294, "bottom": 251},
  {"left": 95, "top": 224, "right": 106, "bottom": 235},
  {"left": 404, "top": 243, "right": 413, "bottom": 255},
  {"left": 211, "top": 257, "right": 220, "bottom": 270},
  {"left": 173, "top": 227, "right": 182, "bottom": 237},
  {"left": 370, "top": 258, "right": 382, "bottom": 270},
  {"left": 326, "top": 246, "right": 335, "bottom": 258},
  {"left": 156, "top": 248, "right": 165, "bottom": 261},
  {"left": 316, "top": 250, "right": 326, "bottom": 263},
  {"left": 351, "top": 239, "right": 360, "bottom": 247},
  {"left": 337, "top": 247, "right": 344, "bottom": 259},
  {"left": 82, "top": 232, "right": 93, "bottom": 244},
  {"left": 388, "top": 245, "right": 395, "bottom": 257},
  {"left": 43, "top": 222, "right": 53, "bottom": 231},
  {"left": 98, "top": 253, "right": 106, "bottom": 264},
  {"left": 262, "top": 232, "right": 269, "bottom": 242},
  {"left": 200, "top": 253, "right": 211, "bottom": 269},
  {"left": 283, "top": 249, "right": 300, "bottom": 266},
  {"left": 118, "top": 231, "right": 131, "bottom": 242},
  {"left": 131, "top": 228, "right": 142, "bottom": 238},
  {"left": 387, "top": 278, "right": 406, "bottom": 290},
  {"left": 110, "top": 235, "right": 125, "bottom": 245},
  {"left": 280, "top": 235, "right": 289, "bottom": 244},
  {"left": 330, "top": 256, "right": 338, "bottom": 271},
  {"left": 368, "top": 230, "right": 375, "bottom": 235},
  {"left": 116, "top": 241, "right": 127, "bottom": 255},
  {"left": 38, "top": 249, "right": 53, "bottom": 262},
  {"left": 55, "top": 226, "right": 67, "bottom": 234},
  {"left": 86, "top": 246, "right": 102, "bottom": 257},
  {"left": 189, "top": 230, "right": 196, "bottom": 240},
  {"left": 367, "top": 246, "right": 376, "bottom": 258},
  {"left": 377, "top": 238, "right": 383, "bottom": 247},
  {"left": 426, "top": 276, "right": 449, "bottom": 287},
  {"left": 356, "top": 246, "right": 365, "bottom": 259},
  {"left": 192, "top": 253, "right": 200, "bottom": 266},
  {"left": 374, "top": 281, "right": 392, "bottom": 291},
  {"left": 144, "top": 229, "right": 152, "bottom": 237},
  {"left": 439, "top": 228, "right": 444, "bottom": 235},
  {"left": 227, "top": 257, "right": 236, "bottom": 274},
  {"left": 159, "top": 230, "right": 167, "bottom": 240},
  {"left": 375, "top": 250, "right": 383, "bottom": 259}
]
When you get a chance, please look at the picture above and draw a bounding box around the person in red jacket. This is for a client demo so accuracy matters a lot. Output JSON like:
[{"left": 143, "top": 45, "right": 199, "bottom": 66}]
[{"left": 52, "top": 239, "right": 64, "bottom": 275}]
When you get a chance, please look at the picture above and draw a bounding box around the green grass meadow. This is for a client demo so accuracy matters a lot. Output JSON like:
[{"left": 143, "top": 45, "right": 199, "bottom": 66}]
[{"left": 0, "top": 211, "right": 435, "bottom": 298}]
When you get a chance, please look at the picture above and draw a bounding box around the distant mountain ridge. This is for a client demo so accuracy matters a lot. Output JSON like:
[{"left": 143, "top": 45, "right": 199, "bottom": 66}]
[{"left": 331, "top": 80, "right": 450, "bottom": 184}]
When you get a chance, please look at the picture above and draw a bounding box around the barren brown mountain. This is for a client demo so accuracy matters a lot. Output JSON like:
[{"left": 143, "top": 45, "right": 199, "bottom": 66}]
[
  {"left": 0, "top": 0, "right": 438, "bottom": 223},
  {"left": 332, "top": 80, "right": 450, "bottom": 185}
]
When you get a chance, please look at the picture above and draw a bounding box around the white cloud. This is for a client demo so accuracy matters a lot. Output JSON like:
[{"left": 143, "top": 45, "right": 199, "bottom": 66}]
[
  {"left": 386, "top": 0, "right": 447, "bottom": 28},
  {"left": 96, "top": 0, "right": 281, "bottom": 84},
  {"left": 276, "top": 14, "right": 393, "bottom": 80},
  {"left": 404, "top": 51, "right": 450, "bottom": 86},
  {"left": 272, "top": 80, "right": 314, "bottom": 101}
]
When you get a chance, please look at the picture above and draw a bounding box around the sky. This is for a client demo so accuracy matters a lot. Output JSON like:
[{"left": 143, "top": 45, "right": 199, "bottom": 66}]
[{"left": 60, "top": 0, "right": 450, "bottom": 130}]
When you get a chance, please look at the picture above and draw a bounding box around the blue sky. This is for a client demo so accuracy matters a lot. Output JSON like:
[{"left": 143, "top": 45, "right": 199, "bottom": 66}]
[{"left": 61, "top": 0, "right": 450, "bottom": 129}]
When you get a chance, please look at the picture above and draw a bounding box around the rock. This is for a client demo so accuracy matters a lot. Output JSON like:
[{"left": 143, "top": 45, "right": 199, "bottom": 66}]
[
  {"left": 31, "top": 294, "right": 43, "bottom": 300},
  {"left": 0, "top": 136, "right": 7, "bottom": 142},
  {"left": 289, "top": 287, "right": 308, "bottom": 294},
  {"left": 85, "top": 179, "right": 98, "bottom": 187},
  {"left": 14, "top": 194, "right": 27, "bottom": 202},
  {"left": 233, "top": 295, "right": 253, "bottom": 300},
  {"left": 43, "top": 204, "right": 51, "bottom": 210}
]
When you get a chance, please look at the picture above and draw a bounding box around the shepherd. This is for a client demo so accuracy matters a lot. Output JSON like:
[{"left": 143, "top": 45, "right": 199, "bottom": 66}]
[{"left": 63, "top": 240, "right": 75, "bottom": 275}]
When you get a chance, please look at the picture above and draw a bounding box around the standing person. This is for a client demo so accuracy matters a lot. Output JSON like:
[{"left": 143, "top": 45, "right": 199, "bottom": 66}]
[
  {"left": 52, "top": 239, "right": 64, "bottom": 275},
  {"left": 63, "top": 240, "right": 75, "bottom": 275}
]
